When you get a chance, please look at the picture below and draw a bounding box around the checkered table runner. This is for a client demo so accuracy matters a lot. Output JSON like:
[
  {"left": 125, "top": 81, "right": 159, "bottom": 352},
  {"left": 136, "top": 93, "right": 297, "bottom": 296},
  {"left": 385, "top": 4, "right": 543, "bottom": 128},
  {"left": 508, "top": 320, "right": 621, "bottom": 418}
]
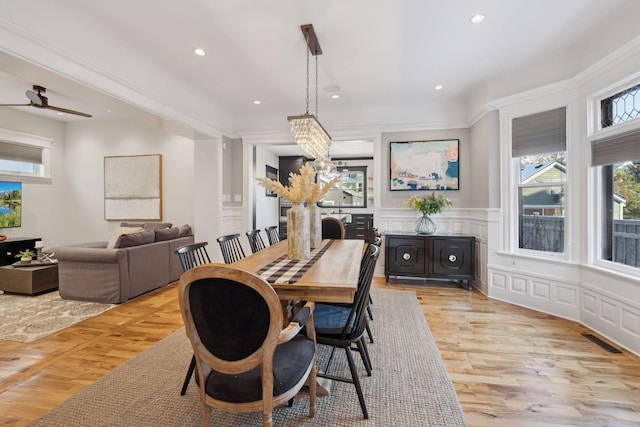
[{"left": 257, "top": 240, "right": 334, "bottom": 284}]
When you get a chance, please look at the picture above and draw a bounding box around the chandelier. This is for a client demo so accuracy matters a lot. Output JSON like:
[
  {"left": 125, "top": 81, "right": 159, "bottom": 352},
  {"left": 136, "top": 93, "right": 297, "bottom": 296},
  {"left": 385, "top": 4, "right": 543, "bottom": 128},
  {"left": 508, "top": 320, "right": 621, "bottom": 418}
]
[{"left": 287, "top": 24, "right": 332, "bottom": 161}]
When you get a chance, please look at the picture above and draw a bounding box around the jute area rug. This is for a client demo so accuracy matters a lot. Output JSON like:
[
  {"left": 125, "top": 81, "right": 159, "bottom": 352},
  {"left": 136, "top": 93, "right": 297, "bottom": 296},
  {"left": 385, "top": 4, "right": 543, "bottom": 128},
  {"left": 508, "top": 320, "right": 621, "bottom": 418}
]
[
  {"left": 0, "top": 291, "right": 116, "bottom": 343},
  {"left": 29, "top": 289, "right": 467, "bottom": 427}
]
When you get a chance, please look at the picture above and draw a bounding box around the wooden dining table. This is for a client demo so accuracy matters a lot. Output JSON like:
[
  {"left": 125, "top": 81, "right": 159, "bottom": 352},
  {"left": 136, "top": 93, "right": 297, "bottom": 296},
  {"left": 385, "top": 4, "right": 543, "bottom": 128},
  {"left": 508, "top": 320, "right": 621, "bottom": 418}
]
[{"left": 232, "top": 239, "right": 364, "bottom": 304}]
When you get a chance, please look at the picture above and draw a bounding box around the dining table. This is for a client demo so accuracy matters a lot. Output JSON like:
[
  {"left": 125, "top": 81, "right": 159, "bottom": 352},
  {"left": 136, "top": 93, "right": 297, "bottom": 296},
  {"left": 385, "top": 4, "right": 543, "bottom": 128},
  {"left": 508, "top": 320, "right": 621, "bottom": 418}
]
[{"left": 231, "top": 238, "right": 364, "bottom": 304}]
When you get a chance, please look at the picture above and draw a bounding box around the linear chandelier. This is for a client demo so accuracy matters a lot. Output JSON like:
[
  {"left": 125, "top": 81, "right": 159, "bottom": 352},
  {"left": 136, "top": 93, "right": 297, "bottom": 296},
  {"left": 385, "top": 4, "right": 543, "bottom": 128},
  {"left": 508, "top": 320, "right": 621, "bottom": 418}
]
[{"left": 287, "top": 24, "right": 332, "bottom": 161}]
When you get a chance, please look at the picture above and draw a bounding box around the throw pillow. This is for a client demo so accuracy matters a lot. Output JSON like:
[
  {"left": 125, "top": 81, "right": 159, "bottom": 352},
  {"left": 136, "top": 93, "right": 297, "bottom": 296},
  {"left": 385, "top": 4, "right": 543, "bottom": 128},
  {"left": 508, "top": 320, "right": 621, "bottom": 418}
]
[
  {"left": 143, "top": 222, "right": 173, "bottom": 230},
  {"left": 120, "top": 222, "right": 144, "bottom": 228},
  {"left": 154, "top": 227, "right": 179, "bottom": 242},
  {"left": 107, "top": 226, "right": 143, "bottom": 249},
  {"left": 178, "top": 224, "right": 193, "bottom": 237},
  {"left": 116, "top": 229, "right": 155, "bottom": 248}
]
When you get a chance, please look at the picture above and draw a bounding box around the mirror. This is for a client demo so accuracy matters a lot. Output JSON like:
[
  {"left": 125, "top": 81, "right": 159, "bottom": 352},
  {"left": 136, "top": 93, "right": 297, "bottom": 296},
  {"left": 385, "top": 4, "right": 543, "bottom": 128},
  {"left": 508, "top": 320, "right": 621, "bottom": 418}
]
[{"left": 318, "top": 166, "right": 367, "bottom": 208}]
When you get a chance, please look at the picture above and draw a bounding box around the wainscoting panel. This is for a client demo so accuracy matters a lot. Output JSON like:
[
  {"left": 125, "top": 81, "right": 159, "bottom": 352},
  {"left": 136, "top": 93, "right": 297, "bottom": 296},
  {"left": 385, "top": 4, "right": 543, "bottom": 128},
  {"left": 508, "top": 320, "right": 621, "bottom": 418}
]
[
  {"left": 580, "top": 283, "right": 640, "bottom": 356},
  {"left": 532, "top": 280, "right": 551, "bottom": 301}
]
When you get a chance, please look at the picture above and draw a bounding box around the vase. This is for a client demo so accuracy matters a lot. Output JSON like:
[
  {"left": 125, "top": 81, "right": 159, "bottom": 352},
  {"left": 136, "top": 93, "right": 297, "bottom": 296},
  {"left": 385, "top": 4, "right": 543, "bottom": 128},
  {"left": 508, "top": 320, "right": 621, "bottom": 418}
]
[
  {"left": 287, "top": 201, "right": 310, "bottom": 260},
  {"left": 307, "top": 202, "right": 322, "bottom": 249},
  {"left": 415, "top": 214, "right": 437, "bottom": 235}
]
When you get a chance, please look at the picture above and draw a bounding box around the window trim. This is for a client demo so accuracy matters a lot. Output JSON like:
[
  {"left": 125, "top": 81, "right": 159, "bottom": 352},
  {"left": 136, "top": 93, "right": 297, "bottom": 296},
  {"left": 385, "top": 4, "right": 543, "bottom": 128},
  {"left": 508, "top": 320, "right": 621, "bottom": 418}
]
[{"left": 0, "top": 128, "right": 52, "bottom": 183}]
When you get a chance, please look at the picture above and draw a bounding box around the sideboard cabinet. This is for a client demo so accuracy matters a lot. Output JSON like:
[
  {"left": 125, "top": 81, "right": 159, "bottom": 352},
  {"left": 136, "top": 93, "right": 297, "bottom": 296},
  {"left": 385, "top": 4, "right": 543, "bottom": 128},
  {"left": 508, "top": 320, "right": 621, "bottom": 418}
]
[
  {"left": 345, "top": 213, "right": 374, "bottom": 241},
  {"left": 384, "top": 232, "right": 475, "bottom": 290}
]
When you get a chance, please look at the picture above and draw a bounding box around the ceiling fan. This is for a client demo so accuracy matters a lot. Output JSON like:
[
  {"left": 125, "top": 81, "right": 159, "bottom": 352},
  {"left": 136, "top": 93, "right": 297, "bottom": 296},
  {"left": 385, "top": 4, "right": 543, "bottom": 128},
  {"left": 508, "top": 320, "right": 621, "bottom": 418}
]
[{"left": 0, "top": 85, "right": 92, "bottom": 118}]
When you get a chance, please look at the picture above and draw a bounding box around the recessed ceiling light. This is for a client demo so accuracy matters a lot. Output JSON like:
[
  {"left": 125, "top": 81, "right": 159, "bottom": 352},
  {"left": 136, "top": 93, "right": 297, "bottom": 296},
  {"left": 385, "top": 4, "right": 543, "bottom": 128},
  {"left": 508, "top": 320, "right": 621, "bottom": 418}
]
[
  {"left": 434, "top": 84, "right": 444, "bottom": 91},
  {"left": 331, "top": 94, "right": 340, "bottom": 99},
  {"left": 469, "top": 13, "right": 485, "bottom": 23},
  {"left": 193, "top": 48, "right": 206, "bottom": 56},
  {"left": 253, "top": 100, "right": 261, "bottom": 105},
  {"left": 56, "top": 112, "right": 64, "bottom": 115}
]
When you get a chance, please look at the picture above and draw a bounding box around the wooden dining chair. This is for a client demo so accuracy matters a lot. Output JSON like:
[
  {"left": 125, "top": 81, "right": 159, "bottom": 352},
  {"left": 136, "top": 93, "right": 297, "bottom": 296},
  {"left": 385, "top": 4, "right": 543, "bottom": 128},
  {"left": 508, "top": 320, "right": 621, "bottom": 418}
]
[
  {"left": 178, "top": 264, "right": 317, "bottom": 427},
  {"left": 216, "top": 233, "right": 246, "bottom": 264},
  {"left": 321, "top": 217, "right": 345, "bottom": 239},
  {"left": 246, "top": 229, "right": 267, "bottom": 253},
  {"left": 175, "top": 242, "right": 212, "bottom": 396},
  {"left": 265, "top": 225, "right": 280, "bottom": 246},
  {"left": 312, "top": 244, "right": 379, "bottom": 420}
]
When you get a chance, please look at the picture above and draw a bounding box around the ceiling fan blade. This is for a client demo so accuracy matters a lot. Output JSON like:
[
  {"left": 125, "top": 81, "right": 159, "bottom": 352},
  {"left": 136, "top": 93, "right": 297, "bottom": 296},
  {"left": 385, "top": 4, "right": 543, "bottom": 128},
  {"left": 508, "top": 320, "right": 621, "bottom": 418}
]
[
  {"left": 46, "top": 105, "right": 93, "bottom": 118},
  {"left": 0, "top": 103, "right": 31, "bottom": 107}
]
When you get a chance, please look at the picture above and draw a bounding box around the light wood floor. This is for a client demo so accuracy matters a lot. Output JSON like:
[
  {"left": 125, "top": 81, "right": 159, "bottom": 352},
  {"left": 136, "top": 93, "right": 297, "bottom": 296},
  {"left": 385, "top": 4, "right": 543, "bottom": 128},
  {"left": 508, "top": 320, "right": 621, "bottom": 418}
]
[{"left": 1, "top": 278, "right": 639, "bottom": 427}]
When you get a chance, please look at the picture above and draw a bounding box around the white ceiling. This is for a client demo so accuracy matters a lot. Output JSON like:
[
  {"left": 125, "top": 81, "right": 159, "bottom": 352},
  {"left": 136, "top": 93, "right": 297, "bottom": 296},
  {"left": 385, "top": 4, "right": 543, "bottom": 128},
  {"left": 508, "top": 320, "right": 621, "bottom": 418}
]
[{"left": 1, "top": 0, "right": 640, "bottom": 157}]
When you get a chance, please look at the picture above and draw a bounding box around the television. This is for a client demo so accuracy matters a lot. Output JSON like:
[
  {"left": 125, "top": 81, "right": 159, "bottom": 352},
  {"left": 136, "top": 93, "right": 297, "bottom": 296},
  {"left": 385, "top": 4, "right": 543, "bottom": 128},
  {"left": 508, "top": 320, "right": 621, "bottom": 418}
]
[
  {"left": 390, "top": 139, "right": 459, "bottom": 190},
  {"left": 0, "top": 181, "right": 22, "bottom": 228}
]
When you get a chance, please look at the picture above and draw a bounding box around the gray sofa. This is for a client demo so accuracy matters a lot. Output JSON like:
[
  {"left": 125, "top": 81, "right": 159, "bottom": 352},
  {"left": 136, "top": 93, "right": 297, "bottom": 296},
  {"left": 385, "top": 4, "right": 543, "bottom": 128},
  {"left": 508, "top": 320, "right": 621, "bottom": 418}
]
[{"left": 56, "top": 224, "right": 194, "bottom": 303}]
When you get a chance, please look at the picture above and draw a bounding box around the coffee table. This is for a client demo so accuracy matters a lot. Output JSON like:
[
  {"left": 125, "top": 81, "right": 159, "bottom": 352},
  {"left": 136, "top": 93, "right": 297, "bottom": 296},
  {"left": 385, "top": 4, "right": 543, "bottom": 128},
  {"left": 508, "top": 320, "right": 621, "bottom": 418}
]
[{"left": 0, "top": 262, "right": 59, "bottom": 295}]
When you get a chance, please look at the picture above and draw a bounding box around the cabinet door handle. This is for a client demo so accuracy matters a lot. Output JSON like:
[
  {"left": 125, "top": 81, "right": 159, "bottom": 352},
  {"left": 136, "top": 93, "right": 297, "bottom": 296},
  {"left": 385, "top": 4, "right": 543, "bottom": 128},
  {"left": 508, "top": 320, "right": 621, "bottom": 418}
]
[
  {"left": 403, "top": 252, "right": 411, "bottom": 260},
  {"left": 448, "top": 254, "right": 457, "bottom": 262}
]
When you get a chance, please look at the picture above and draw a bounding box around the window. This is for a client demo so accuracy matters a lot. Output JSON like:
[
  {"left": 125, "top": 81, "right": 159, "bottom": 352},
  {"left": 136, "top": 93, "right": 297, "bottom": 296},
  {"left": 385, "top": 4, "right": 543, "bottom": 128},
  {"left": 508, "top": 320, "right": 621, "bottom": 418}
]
[
  {"left": 601, "top": 82, "right": 640, "bottom": 128},
  {"left": 512, "top": 108, "right": 567, "bottom": 253},
  {"left": 592, "top": 129, "right": 640, "bottom": 269},
  {"left": 0, "top": 128, "right": 51, "bottom": 179}
]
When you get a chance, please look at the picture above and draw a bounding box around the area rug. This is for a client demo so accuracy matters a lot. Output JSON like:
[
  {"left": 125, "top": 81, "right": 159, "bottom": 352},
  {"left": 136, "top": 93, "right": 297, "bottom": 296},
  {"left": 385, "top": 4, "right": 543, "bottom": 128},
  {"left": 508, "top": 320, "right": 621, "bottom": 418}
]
[
  {"left": 29, "top": 289, "right": 467, "bottom": 426},
  {"left": 0, "top": 291, "right": 116, "bottom": 343}
]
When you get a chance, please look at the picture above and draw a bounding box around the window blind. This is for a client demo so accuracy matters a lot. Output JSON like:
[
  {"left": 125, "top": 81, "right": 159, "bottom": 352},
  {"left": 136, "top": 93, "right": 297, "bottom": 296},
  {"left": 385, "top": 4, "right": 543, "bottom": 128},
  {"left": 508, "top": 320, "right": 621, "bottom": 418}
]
[
  {"left": 512, "top": 107, "right": 566, "bottom": 157},
  {"left": 0, "top": 141, "right": 43, "bottom": 164},
  {"left": 591, "top": 128, "right": 640, "bottom": 166}
]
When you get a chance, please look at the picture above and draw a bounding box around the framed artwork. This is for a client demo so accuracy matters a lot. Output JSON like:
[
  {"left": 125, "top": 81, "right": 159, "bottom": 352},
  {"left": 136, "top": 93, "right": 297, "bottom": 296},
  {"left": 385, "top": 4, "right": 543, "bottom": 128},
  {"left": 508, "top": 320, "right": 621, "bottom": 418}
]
[
  {"left": 265, "top": 165, "right": 278, "bottom": 197},
  {"left": 104, "top": 154, "right": 162, "bottom": 220},
  {"left": 390, "top": 139, "right": 459, "bottom": 190}
]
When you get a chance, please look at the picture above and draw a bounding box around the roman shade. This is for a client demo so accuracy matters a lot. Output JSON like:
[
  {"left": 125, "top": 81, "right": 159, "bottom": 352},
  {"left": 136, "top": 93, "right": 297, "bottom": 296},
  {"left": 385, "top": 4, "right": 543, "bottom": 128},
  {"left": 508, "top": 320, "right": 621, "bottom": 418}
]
[
  {"left": 0, "top": 141, "right": 43, "bottom": 164},
  {"left": 512, "top": 107, "right": 567, "bottom": 157},
  {"left": 591, "top": 128, "right": 640, "bottom": 166}
]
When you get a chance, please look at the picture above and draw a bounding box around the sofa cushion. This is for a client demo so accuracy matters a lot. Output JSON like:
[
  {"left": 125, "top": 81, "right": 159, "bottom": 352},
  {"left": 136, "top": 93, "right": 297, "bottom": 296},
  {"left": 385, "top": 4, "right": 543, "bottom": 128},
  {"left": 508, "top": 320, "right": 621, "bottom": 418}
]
[
  {"left": 116, "top": 229, "right": 155, "bottom": 248},
  {"left": 107, "top": 226, "right": 143, "bottom": 249},
  {"left": 154, "top": 227, "right": 179, "bottom": 242},
  {"left": 178, "top": 224, "right": 193, "bottom": 237}
]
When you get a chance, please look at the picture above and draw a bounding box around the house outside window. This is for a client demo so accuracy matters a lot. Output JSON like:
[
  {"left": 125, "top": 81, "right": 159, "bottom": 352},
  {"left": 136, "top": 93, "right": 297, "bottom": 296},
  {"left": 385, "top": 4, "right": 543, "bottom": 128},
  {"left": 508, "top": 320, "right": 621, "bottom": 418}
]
[
  {"left": 512, "top": 108, "right": 567, "bottom": 253},
  {"left": 592, "top": 85, "right": 640, "bottom": 269}
]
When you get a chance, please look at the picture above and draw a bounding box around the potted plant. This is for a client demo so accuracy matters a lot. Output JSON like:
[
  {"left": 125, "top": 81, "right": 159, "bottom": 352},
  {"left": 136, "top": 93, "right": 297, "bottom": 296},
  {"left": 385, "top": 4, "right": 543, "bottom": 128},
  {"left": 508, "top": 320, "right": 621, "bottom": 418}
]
[
  {"left": 16, "top": 249, "right": 35, "bottom": 264},
  {"left": 404, "top": 192, "right": 453, "bottom": 234}
]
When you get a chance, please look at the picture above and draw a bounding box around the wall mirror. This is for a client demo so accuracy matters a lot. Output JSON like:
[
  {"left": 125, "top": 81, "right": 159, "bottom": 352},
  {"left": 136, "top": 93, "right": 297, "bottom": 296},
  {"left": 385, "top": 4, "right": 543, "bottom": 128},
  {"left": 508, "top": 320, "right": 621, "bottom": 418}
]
[{"left": 318, "top": 166, "right": 367, "bottom": 208}]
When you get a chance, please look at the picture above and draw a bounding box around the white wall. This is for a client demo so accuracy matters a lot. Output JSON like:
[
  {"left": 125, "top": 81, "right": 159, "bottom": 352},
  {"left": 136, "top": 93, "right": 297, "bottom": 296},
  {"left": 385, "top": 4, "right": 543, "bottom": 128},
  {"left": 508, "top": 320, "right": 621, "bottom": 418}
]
[
  {"left": 62, "top": 118, "right": 195, "bottom": 245},
  {"left": 254, "top": 145, "right": 279, "bottom": 233},
  {"left": 0, "top": 109, "right": 66, "bottom": 249}
]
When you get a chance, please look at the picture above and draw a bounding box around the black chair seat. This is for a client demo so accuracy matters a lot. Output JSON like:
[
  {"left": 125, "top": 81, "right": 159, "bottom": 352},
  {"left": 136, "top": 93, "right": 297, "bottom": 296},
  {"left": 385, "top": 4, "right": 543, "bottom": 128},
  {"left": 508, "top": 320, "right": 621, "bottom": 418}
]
[{"left": 204, "top": 335, "right": 315, "bottom": 403}]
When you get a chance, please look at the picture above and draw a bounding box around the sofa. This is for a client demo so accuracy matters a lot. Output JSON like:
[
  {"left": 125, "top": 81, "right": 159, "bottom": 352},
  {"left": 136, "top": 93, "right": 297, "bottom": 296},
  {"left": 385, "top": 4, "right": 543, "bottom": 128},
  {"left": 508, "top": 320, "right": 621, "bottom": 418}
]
[{"left": 56, "top": 223, "right": 195, "bottom": 303}]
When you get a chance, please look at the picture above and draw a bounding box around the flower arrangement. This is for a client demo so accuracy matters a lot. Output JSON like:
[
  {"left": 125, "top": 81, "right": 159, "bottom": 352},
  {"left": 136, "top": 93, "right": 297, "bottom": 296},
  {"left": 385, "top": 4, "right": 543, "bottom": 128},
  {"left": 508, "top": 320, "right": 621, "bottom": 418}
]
[
  {"left": 404, "top": 192, "right": 452, "bottom": 216},
  {"left": 256, "top": 164, "right": 341, "bottom": 202}
]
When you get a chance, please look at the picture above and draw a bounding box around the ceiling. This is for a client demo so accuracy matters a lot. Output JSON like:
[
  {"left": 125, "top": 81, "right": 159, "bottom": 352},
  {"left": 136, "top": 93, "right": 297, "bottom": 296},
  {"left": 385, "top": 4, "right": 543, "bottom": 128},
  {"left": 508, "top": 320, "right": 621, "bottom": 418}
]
[{"left": 1, "top": 0, "right": 640, "bottom": 157}]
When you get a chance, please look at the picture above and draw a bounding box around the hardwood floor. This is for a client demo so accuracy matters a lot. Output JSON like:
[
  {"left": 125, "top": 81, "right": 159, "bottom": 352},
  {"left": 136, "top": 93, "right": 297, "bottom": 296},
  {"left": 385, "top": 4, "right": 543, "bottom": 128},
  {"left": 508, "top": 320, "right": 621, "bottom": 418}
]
[{"left": 1, "top": 278, "right": 639, "bottom": 426}]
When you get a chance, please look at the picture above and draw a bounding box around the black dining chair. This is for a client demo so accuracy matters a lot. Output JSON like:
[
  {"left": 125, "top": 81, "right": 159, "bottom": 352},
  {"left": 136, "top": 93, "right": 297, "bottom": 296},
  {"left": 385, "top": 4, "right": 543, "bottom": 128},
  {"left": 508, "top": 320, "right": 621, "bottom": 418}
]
[
  {"left": 175, "top": 242, "right": 212, "bottom": 396},
  {"left": 321, "top": 217, "right": 345, "bottom": 239},
  {"left": 178, "top": 264, "right": 317, "bottom": 427},
  {"left": 216, "top": 233, "right": 246, "bottom": 264},
  {"left": 246, "top": 229, "right": 267, "bottom": 253},
  {"left": 313, "top": 244, "right": 379, "bottom": 420},
  {"left": 265, "top": 225, "right": 280, "bottom": 246}
]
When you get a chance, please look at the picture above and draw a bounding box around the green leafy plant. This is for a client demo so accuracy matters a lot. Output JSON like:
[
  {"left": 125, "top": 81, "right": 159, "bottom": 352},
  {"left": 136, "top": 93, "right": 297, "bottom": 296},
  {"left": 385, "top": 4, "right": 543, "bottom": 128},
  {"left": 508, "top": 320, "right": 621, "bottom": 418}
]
[
  {"left": 16, "top": 249, "right": 34, "bottom": 259},
  {"left": 404, "top": 192, "right": 452, "bottom": 216}
]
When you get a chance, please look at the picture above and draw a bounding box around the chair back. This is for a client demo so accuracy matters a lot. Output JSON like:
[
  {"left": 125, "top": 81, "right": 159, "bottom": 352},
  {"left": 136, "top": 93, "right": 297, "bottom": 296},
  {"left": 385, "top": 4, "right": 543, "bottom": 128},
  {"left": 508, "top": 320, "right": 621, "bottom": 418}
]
[
  {"left": 246, "top": 229, "right": 267, "bottom": 253},
  {"left": 175, "top": 242, "right": 211, "bottom": 272},
  {"left": 179, "top": 265, "right": 283, "bottom": 368},
  {"left": 321, "top": 217, "right": 345, "bottom": 239},
  {"left": 265, "top": 225, "right": 280, "bottom": 246},
  {"left": 343, "top": 244, "right": 379, "bottom": 339},
  {"left": 216, "top": 234, "right": 246, "bottom": 264}
]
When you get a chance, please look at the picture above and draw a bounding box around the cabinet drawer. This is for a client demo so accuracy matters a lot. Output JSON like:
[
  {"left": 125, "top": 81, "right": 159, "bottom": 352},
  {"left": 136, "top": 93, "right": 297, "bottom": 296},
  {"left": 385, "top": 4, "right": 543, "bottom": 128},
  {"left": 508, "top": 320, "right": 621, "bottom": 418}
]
[
  {"left": 385, "top": 236, "right": 426, "bottom": 275},
  {"left": 430, "top": 237, "right": 473, "bottom": 278}
]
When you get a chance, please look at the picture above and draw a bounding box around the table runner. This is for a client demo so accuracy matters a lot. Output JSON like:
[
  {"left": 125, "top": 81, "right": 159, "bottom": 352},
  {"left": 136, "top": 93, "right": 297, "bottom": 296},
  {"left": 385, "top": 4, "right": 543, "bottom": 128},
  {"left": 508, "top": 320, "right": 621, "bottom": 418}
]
[{"left": 257, "top": 240, "right": 334, "bottom": 284}]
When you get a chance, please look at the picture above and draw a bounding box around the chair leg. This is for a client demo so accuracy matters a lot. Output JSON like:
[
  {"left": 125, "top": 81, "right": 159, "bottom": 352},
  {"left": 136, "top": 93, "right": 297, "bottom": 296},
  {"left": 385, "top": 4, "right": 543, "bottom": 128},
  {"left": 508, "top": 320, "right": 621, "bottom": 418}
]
[
  {"left": 367, "top": 305, "right": 373, "bottom": 321},
  {"left": 324, "top": 345, "right": 337, "bottom": 373},
  {"left": 345, "top": 347, "right": 369, "bottom": 419},
  {"left": 365, "top": 318, "right": 374, "bottom": 343},
  {"left": 180, "top": 355, "right": 196, "bottom": 395},
  {"left": 357, "top": 338, "right": 372, "bottom": 375}
]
